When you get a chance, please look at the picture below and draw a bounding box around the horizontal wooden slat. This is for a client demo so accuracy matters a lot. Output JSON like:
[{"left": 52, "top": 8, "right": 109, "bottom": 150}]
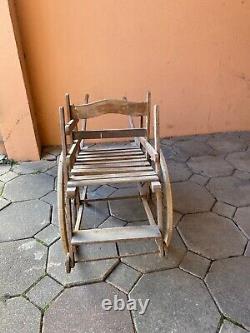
[
  {"left": 74, "top": 158, "right": 147, "bottom": 165},
  {"left": 79, "top": 148, "right": 141, "bottom": 155},
  {"left": 72, "top": 99, "right": 147, "bottom": 119},
  {"left": 76, "top": 155, "right": 146, "bottom": 162},
  {"left": 73, "top": 161, "right": 151, "bottom": 168},
  {"left": 68, "top": 174, "right": 158, "bottom": 186},
  {"left": 71, "top": 225, "right": 161, "bottom": 245},
  {"left": 81, "top": 146, "right": 138, "bottom": 153},
  {"left": 70, "top": 170, "right": 157, "bottom": 181},
  {"left": 73, "top": 128, "right": 147, "bottom": 140},
  {"left": 78, "top": 151, "right": 143, "bottom": 158},
  {"left": 71, "top": 166, "right": 153, "bottom": 175}
]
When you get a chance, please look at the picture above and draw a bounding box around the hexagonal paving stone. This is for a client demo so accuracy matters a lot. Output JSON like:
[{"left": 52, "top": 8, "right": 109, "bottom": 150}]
[
  {"left": 226, "top": 151, "right": 250, "bottom": 172},
  {"left": 0, "top": 181, "right": 3, "bottom": 195},
  {"left": 0, "top": 164, "right": 11, "bottom": 176},
  {"left": 219, "top": 320, "right": 248, "bottom": 333},
  {"left": 167, "top": 160, "right": 192, "bottom": 182},
  {"left": 106, "top": 262, "right": 141, "bottom": 293},
  {"left": 87, "top": 184, "right": 116, "bottom": 199},
  {"left": 41, "top": 190, "right": 58, "bottom": 225},
  {"left": 206, "top": 256, "right": 250, "bottom": 330},
  {"left": 207, "top": 136, "right": 247, "bottom": 153},
  {"left": 46, "top": 165, "right": 58, "bottom": 177},
  {"left": 174, "top": 140, "right": 214, "bottom": 158},
  {"left": 187, "top": 155, "right": 234, "bottom": 177},
  {"left": 0, "top": 197, "right": 10, "bottom": 211},
  {"left": 245, "top": 242, "right": 250, "bottom": 256},
  {"left": 121, "top": 230, "right": 186, "bottom": 273},
  {"left": 109, "top": 188, "right": 147, "bottom": 222},
  {"left": 130, "top": 269, "right": 220, "bottom": 333},
  {"left": 0, "top": 239, "right": 47, "bottom": 295},
  {"left": 13, "top": 160, "right": 56, "bottom": 174},
  {"left": 212, "top": 201, "right": 236, "bottom": 218},
  {"left": 118, "top": 238, "right": 158, "bottom": 257},
  {"left": 26, "top": 275, "right": 63, "bottom": 309},
  {"left": 43, "top": 283, "right": 133, "bottom": 333},
  {"left": 4, "top": 174, "right": 54, "bottom": 201},
  {"left": 234, "top": 170, "right": 250, "bottom": 180},
  {"left": 81, "top": 200, "right": 110, "bottom": 228},
  {"left": 172, "top": 181, "right": 215, "bottom": 214},
  {"left": 178, "top": 212, "right": 246, "bottom": 259},
  {"left": 234, "top": 207, "right": 250, "bottom": 239},
  {"left": 47, "top": 240, "right": 118, "bottom": 286},
  {"left": 35, "top": 224, "right": 60, "bottom": 246},
  {"left": 189, "top": 173, "right": 209, "bottom": 186},
  {"left": 0, "top": 200, "right": 50, "bottom": 241},
  {"left": 207, "top": 176, "right": 250, "bottom": 207},
  {"left": 161, "top": 144, "right": 189, "bottom": 162},
  {"left": 179, "top": 251, "right": 210, "bottom": 279},
  {"left": 98, "top": 216, "right": 127, "bottom": 228},
  {"left": 0, "top": 171, "right": 17, "bottom": 183},
  {"left": 0, "top": 296, "right": 41, "bottom": 333}
]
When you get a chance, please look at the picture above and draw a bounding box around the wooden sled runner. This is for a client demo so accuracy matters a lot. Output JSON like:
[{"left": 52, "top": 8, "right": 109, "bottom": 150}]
[{"left": 57, "top": 92, "right": 173, "bottom": 273}]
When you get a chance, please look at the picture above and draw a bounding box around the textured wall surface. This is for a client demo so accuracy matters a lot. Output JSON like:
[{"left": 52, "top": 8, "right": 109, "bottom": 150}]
[{"left": 14, "top": 0, "right": 250, "bottom": 145}]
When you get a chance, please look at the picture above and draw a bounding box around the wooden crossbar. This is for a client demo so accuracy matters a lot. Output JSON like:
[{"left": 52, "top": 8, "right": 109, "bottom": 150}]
[
  {"left": 71, "top": 225, "right": 161, "bottom": 245},
  {"left": 73, "top": 128, "right": 147, "bottom": 140}
]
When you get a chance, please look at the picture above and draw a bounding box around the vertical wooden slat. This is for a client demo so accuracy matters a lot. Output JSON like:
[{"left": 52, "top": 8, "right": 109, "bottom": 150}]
[
  {"left": 65, "top": 93, "right": 73, "bottom": 144},
  {"left": 154, "top": 105, "right": 160, "bottom": 174},
  {"left": 59, "top": 106, "right": 67, "bottom": 157},
  {"left": 146, "top": 91, "right": 151, "bottom": 139}
]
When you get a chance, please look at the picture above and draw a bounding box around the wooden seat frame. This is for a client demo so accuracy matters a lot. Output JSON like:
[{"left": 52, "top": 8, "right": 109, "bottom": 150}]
[{"left": 57, "top": 92, "right": 173, "bottom": 273}]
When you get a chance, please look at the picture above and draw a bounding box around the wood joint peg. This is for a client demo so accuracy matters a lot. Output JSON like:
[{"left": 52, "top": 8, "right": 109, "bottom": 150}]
[
  {"left": 151, "top": 181, "right": 161, "bottom": 193},
  {"left": 67, "top": 186, "right": 76, "bottom": 198}
]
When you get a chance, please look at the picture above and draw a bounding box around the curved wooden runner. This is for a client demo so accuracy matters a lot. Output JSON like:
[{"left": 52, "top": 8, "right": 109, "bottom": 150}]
[
  {"left": 160, "top": 149, "right": 173, "bottom": 247},
  {"left": 57, "top": 152, "right": 69, "bottom": 253}
]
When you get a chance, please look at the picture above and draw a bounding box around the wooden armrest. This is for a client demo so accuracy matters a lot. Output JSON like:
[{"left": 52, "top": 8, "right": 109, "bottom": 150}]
[
  {"left": 65, "top": 119, "right": 78, "bottom": 135},
  {"left": 128, "top": 115, "right": 158, "bottom": 162},
  {"left": 66, "top": 139, "right": 81, "bottom": 168},
  {"left": 139, "top": 137, "right": 159, "bottom": 162}
]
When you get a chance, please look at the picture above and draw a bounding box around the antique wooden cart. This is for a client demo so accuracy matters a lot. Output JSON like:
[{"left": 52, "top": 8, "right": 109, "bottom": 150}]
[{"left": 57, "top": 92, "right": 173, "bottom": 273}]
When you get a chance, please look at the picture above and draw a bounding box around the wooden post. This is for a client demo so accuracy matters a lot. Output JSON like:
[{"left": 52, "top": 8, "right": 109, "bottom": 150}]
[
  {"left": 153, "top": 105, "right": 160, "bottom": 175},
  {"left": 146, "top": 91, "right": 151, "bottom": 139}
]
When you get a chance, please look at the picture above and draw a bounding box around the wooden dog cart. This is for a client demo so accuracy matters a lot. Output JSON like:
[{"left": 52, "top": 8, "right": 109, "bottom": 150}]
[{"left": 57, "top": 92, "right": 173, "bottom": 273}]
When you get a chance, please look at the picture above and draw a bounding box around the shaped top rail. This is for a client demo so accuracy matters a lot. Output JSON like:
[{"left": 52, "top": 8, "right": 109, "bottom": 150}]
[{"left": 71, "top": 99, "right": 148, "bottom": 119}]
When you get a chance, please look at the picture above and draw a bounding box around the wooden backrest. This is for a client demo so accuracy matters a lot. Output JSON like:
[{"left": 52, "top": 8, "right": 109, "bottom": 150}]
[
  {"left": 63, "top": 92, "right": 151, "bottom": 140},
  {"left": 71, "top": 99, "right": 147, "bottom": 119}
]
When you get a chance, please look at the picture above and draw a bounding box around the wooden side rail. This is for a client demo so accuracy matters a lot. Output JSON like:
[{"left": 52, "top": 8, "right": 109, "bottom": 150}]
[
  {"left": 65, "top": 119, "right": 78, "bottom": 135},
  {"left": 128, "top": 115, "right": 158, "bottom": 161},
  {"left": 73, "top": 128, "right": 147, "bottom": 140},
  {"left": 66, "top": 139, "right": 81, "bottom": 169}
]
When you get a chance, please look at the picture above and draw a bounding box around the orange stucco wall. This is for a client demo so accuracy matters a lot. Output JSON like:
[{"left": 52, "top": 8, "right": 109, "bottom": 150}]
[
  {"left": 14, "top": 0, "right": 250, "bottom": 145},
  {"left": 0, "top": 0, "right": 40, "bottom": 160}
]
